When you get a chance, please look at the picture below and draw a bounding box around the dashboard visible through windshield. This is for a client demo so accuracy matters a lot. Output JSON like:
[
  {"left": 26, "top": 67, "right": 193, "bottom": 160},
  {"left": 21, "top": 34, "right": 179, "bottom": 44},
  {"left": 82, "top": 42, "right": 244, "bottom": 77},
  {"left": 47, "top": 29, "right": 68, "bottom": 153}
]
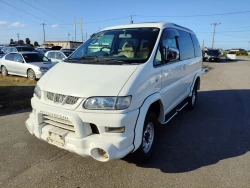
[{"left": 66, "top": 27, "right": 160, "bottom": 64}]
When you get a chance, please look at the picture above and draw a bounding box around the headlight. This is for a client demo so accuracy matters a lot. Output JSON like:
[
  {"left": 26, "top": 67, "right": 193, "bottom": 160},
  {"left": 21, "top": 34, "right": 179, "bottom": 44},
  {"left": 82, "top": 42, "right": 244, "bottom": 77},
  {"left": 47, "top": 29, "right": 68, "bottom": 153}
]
[
  {"left": 84, "top": 96, "right": 131, "bottom": 110},
  {"left": 34, "top": 85, "right": 41, "bottom": 99},
  {"left": 40, "top": 67, "right": 48, "bottom": 72}
]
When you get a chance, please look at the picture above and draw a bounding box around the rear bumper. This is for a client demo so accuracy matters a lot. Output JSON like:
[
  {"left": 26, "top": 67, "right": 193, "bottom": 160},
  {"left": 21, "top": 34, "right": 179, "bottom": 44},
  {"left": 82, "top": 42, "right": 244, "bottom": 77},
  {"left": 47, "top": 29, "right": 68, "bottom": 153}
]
[{"left": 26, "top": 96, "right": 139, "bottom": 161}]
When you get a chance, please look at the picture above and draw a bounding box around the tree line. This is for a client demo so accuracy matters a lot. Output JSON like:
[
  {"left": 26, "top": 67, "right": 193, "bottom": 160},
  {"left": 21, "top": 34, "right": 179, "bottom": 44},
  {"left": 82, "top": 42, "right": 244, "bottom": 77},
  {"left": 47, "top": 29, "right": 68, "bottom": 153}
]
[{"left": 9, "top": 38, "right": 40, "bottom": 48}]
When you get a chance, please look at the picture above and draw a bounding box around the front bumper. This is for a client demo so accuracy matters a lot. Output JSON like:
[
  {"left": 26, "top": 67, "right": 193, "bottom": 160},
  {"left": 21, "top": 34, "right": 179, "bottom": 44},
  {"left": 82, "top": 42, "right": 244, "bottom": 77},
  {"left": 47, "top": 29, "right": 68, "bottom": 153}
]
[
  {"left": 26, "top": 96, "right": 139, "bottom": 162},
  {"left": 207, "top": 57, "right": 220, "bottom": 61},
  {"left": 35, "top": 71, "right": 46, "bottom": 79}
]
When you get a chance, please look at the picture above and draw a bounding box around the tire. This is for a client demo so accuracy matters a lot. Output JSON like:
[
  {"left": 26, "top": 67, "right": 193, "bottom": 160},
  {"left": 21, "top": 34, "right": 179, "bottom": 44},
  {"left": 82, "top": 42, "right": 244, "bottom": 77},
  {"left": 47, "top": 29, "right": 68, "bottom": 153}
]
[
  {"left": 133, "top": 112, "right": 157, "bottom": 163},
  {"left": 188, "top": 82, "right": 198, "bottom": 109},
  {"left": 1, "top": 66, "right": 8, "bottom": 76},
  {"left": 27, "top": 69, "right": 36, "bottom": 80}
]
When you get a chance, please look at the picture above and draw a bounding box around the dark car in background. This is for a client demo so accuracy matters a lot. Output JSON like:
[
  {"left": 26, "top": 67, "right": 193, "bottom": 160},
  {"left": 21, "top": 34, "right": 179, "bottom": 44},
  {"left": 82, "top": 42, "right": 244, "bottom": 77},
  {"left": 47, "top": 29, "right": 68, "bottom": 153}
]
[{"left": 204, "top": 49, "right": 221, "bottom": 62}]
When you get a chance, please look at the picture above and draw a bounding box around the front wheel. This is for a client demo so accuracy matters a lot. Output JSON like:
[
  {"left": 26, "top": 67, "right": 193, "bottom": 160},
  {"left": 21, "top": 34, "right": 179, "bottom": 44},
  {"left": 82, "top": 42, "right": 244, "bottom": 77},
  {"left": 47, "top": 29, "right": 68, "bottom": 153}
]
[
  {"left": 133, "top": 112, "right": 157, "bottom": 163},
  {"left": 27, "top": 69, "right": 36, "bottom": 80}
]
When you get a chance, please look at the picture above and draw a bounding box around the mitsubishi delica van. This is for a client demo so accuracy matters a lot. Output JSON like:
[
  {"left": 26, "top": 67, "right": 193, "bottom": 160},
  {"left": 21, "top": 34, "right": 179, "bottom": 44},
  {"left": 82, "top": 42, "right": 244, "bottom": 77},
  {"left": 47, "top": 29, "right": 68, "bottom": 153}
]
[{"left": 26, "top": 22, "right": 202, "bottom": 162}]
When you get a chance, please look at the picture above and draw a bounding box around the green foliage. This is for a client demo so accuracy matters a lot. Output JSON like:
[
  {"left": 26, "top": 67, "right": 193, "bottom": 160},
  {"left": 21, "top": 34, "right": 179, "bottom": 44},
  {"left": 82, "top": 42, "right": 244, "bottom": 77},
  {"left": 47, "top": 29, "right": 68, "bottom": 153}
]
[
  {"left": 236, "top": 51, "right": 248, "bottom": 56},
  {"left": 34, "top": 41, "right": 39, "bottom": 47},
  {"left": 25, "top": 38, "right": 31, "bottom": 45}
]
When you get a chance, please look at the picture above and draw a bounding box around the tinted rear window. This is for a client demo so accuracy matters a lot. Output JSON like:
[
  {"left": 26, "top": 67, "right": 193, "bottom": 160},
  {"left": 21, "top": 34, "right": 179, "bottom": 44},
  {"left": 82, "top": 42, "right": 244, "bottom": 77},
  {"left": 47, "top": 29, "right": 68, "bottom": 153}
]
[
  {"left": 16, "top": 47, "right": 34, "bottom": 52},
  {"left": 177, "top": 30, "right": 195, "bottom": 60},
  {"left": 190, "top": 34, "right": 201, "bottom": 57}
]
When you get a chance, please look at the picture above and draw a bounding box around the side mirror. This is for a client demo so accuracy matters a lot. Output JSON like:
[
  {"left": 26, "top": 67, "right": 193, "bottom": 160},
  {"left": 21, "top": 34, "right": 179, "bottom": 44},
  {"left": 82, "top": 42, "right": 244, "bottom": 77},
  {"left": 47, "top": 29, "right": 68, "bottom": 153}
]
[
  {"left": 163, "top": 46, "right": 180, "bottom": 62},
  {"left": 48, "top": 59, "right": 52, "bottom": 62}
]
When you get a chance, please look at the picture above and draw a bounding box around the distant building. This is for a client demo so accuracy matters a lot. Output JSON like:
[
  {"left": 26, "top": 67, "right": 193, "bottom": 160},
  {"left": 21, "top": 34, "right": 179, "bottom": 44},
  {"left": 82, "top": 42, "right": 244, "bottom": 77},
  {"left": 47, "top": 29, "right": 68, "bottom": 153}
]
[
  {"left": 44, "top": 41, "right": 83, "bottom": 49},
  {"left": 230, "top": 48, "right": 245, "bottom": 52}
]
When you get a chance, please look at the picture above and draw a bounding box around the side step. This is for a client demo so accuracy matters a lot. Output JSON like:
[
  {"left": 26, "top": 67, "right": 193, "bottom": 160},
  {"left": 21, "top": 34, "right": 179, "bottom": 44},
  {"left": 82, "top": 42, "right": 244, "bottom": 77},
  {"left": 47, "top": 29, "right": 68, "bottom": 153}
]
[{"left": 163, "top": 99, "right": 189, "bottom": 124}]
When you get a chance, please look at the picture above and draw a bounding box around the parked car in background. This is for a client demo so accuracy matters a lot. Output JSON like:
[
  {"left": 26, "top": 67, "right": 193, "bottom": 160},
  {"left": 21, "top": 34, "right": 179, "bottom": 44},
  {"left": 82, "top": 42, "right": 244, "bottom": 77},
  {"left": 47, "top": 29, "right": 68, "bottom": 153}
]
[
  {"left": 60, "top": 48, "right": 75, "bottom": 52},
  {"left": 226, "top": 51, "right": 236, "bottom": 61},
  {"left": 0, "top": 52, "right": 56, "bottom": 80},
  {"left": 26, "top": 22, "right": 202, "bottom": 163},
  {"left": 204, "top": 49, "right": 221, "bottom": 62},
  {"left": 0, "top": 46, "right": 35, "bottom": 58},
  {"left": 45, "top": 50, "right": 72, "bottom": 62},
  {"left": 35, "top": 47, "right": 52, "bottom": 54}
]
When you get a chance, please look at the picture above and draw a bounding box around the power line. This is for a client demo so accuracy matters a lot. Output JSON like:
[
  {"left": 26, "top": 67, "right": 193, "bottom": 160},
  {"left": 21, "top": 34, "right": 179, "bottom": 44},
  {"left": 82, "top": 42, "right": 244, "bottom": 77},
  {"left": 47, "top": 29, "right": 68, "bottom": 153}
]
[
  {"left": 135, "top": 10, "right": 250, "bottom": 18},
  {"left": 20, "top": 0, "right": 65, "bottom": 23},
  {"left": 0, "top": 0, "right": 51, "bottom": 23}
]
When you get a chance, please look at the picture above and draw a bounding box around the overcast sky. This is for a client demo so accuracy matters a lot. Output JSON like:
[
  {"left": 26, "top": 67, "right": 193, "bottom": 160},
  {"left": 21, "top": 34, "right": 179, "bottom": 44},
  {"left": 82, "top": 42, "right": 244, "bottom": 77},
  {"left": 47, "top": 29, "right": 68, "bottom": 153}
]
[{"left": 0, "top": 0, "right": 250, "bottom": 50}]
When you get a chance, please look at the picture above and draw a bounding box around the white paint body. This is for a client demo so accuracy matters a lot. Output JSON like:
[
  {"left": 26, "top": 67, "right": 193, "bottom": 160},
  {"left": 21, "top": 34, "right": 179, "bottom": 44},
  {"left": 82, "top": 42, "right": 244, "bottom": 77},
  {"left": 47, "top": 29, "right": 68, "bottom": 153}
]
[
  {"left": 26, "top": 22, "right": 202, "bottom": 162},
  {"left": 226, "top": 53, "right": 236, "bottom": 60}
]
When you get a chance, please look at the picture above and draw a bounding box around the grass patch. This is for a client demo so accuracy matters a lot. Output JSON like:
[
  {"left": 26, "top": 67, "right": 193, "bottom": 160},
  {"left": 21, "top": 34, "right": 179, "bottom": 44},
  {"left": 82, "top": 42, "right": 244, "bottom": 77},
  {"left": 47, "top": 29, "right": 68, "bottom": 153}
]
[
  {"left": 0, "top": 75, "right": 36, "bottom": 115},
  {"left": 0, "top": 75, "right": 36, "bottom": 86}
]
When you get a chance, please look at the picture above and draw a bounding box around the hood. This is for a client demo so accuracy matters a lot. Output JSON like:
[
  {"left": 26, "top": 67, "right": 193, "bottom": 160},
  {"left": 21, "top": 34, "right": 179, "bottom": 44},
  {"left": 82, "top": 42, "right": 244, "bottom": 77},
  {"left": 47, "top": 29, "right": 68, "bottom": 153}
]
[
  {"left": 28, "top": 62, "right": 55, "bottom": 68},
  {"left": 43, "top": 62, "right": 138, "bottom": 97}
]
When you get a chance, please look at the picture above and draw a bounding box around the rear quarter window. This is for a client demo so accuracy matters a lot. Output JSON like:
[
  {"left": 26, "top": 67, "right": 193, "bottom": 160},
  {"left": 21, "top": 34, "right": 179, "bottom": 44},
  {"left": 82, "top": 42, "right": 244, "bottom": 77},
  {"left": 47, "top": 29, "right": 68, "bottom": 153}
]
[
  {"left": 177, "top": 29, "right": 195, "bottom": 60},
  {"left": 190, "top": 34, "right": 201, "bottom": 57}
]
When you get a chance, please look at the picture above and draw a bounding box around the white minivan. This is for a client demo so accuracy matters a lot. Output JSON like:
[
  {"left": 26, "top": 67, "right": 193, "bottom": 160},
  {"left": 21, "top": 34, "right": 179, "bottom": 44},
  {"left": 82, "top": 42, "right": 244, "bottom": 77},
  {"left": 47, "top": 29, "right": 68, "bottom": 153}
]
[{"left": 26, "top": 22, "right": 202, "bottom": 162}]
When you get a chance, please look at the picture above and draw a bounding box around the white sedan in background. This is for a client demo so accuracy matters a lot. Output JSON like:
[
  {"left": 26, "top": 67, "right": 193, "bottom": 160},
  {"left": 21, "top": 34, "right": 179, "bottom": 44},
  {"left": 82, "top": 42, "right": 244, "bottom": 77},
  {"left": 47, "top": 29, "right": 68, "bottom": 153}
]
[
  {"left": 45, "top": 50, "right": 72, "bottom": 63},
  {"left": 0, "top": 52, "right": 56, "bottom": 80}
]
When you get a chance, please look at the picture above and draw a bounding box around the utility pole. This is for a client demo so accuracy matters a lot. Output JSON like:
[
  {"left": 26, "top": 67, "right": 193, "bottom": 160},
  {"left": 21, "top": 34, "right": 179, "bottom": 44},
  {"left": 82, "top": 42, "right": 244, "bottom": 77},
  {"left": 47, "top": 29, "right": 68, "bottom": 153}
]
[
  {"left": 41, "top": 23, "right": 46, "bottom": 45},
  {"left": 130, "top": 15, "right": 133, "bottom": 24},
  {"left": 17, "top": 33, "right": 19, "bottom": 41},
  {"left": 68, "top": 32, "right": 70, "bottom": 48},
  {"left": 202, "top": 39, "right": 204, "bottom": 49},
  {"left": 80, "top": 18, "right": 83, "bottom": 43},
  {"left": 85, "top": 33, "right": 87, "bottom": 42},
  {"left": 74, "top": 18, "right": 76, "bottom": 42},
  {"left": 211, "top": 23, "right": 221, "bottom": 49}
]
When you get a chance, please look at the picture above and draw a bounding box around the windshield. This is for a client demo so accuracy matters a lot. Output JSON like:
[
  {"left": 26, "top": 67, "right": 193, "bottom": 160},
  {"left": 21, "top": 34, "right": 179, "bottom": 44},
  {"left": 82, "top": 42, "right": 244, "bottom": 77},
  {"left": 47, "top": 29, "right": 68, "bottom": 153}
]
[
  {"left": 23, "top": 53, "right": 50, "bottom": 63},
  {"left": 228, "top": 51, "right": 236, "bottom": 54},
  {"left": 62, "top": 51, "right": 72, "bottom": 57},
  {"left": 16, "top": 47, "right": 34, "bottom": 52},
  {"left": 207, "top": 50, "right": 220, "bottom": 56},
  {"left": 67, "top": 27, "right": 160, "bottom": 64}
]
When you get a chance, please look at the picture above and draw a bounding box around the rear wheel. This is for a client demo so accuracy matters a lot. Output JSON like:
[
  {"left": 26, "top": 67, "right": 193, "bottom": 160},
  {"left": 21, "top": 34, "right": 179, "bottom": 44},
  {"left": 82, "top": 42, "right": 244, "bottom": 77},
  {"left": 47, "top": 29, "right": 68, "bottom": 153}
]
[
  {"left": 133, "top": 112, "right": 157, "bottom": 163},
  {"left": 1, "top": 66, "right": 8, "bottom": 76},
  {"left": 27, "top": 69, "right": 36, "bottom": 80},
  {"left": 188, "top": 82, "right": 198, "bottom": 109}
]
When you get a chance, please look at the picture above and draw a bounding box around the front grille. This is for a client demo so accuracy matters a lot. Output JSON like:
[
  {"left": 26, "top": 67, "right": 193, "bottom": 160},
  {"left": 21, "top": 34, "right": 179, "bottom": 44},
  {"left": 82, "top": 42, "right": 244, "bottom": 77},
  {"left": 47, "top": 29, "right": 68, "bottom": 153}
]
[
  {"left": 43, "top": 115, "right": 74, "bottom": 132},
  {"left": 66, "top": 96, "right": 79, "bottom": 105},
  {"left": 46, "top": 91, "right": 79, "bottom": 105},
  {"left": 55, "top": 94, "right": 66, "bottom": 103}
]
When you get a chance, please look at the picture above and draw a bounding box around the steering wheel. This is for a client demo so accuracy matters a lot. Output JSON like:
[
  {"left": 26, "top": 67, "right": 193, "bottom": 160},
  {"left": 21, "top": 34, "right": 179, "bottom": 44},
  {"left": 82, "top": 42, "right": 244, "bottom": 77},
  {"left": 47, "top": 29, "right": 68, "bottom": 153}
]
[{"left": 100, "top": 46, "right": 111, "bottom": 51}]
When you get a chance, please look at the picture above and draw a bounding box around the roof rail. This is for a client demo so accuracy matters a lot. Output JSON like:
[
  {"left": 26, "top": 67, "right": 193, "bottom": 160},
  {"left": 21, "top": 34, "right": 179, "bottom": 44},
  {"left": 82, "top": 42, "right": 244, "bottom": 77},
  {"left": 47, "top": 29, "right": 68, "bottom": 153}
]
[{"left": 172, "top": 23, "right": 193, "bottom": 32}]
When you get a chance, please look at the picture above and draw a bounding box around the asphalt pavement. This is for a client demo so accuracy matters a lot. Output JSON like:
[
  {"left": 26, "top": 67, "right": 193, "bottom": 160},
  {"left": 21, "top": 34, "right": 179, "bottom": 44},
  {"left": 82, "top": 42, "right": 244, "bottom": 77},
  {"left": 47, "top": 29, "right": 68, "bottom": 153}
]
[{"left": 0, "top": 57, "right": 250, "bottom": 188}]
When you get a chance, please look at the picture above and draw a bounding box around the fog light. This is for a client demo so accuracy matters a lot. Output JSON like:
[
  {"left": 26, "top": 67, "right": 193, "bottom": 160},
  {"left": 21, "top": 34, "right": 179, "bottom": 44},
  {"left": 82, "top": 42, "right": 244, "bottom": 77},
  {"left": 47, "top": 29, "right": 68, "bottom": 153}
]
[
  {"left": 105, "top": 127, "right": 125, "bottom": 133},
  {"left": 97, "top": 148, "right": 108, "bottom": 159}
]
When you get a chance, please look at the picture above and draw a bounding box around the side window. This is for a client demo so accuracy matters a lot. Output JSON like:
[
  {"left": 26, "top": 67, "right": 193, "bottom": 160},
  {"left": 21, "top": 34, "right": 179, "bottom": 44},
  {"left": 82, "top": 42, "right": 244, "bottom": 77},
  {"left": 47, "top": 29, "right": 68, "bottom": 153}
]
[
  {"left": 47, "top": 52, "right": 55, "bottom": 58},
  {"left": 162, "top": 29, "right": 178, "bottom": 48},
  {"left": 154, "top": 46, "right": 162, "bottom": 66},
  {"left": 5, "top": 53, "right": 15, "bottom": 61},
  {"left": 14, "top": 54, "right": 24, "bottom": 62},
  {"left": 55, "top": 52, "right": 64, "bottom": 60},
  {"left": 3, "top": 48, "right": 8, "bottom": 53},
  {"left": 177, "top": 29, "right": 195, "bottom": 60},
  {"left": 4, "top": 48, "right": 11, "bottom": 53},
  {"left": 190, "top": 34, "right": 201, "bottom": 57},
  {"left": 11, "top": 48, "right": 17, "bottom": 52}
]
